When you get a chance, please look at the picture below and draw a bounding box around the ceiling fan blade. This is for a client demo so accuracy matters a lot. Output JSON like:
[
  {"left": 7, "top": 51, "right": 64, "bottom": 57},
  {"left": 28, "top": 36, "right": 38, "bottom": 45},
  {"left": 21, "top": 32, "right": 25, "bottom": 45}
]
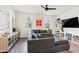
[
  {"left": 41, "top": 5, "right": 45, "bottom": 8},
  {"left": 48, "top": 8, "right": 56, "bottom": 10}
]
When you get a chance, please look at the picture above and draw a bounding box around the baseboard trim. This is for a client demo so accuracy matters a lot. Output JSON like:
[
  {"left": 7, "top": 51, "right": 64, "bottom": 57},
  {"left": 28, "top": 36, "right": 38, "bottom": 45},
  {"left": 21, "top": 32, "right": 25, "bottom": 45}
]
[{"left": 20, "top": 37, "right": 28, "bottom": 39}]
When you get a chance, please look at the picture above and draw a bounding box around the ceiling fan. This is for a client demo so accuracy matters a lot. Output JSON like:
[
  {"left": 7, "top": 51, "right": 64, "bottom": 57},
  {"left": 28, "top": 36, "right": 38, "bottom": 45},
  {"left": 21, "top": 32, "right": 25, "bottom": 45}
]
[{"left": 41, "top": 5, "right": 56, "bottom": 11}]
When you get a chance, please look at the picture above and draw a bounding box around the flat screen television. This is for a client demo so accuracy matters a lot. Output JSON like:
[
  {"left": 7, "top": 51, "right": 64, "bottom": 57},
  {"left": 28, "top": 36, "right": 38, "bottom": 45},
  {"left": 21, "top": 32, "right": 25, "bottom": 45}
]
[{"left": 62, "top": 17, "right": 79, "bottom": 28}]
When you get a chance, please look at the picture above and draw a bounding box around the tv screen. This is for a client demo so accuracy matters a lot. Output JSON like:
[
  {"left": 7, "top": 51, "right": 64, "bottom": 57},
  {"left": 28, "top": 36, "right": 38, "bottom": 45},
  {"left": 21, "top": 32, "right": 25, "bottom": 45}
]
[{"left": 62, "top": 17, "right": 79, "bottom": 28}]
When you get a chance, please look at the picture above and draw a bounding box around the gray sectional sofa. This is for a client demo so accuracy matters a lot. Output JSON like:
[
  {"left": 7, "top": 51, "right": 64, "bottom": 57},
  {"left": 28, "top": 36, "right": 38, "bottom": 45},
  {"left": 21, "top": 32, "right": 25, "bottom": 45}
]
[{"left": 27, "top": 38, "right": 70, "bottom": 53}]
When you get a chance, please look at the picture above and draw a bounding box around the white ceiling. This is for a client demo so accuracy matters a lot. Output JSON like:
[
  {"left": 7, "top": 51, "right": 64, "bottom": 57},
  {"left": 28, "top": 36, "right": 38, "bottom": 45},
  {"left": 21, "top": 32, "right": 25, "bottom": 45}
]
[{"left": 13, "top": 5, "right": 79, "bottom": 15}]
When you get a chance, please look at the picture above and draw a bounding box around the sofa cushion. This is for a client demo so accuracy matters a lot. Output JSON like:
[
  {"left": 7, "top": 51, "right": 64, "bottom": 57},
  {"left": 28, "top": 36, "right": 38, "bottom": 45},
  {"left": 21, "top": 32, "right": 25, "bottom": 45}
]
[
  {"left": 40, "top": 30, "right": 47, "bottom": 33},
  {"left": 33, "top": 30, "right": 40, "bottom": 33},
  {"left": 55, "top": 40, "right": 69, "bottom": 46},
  {"left": 28, "top": 38, "right": 55, "bottom": 53}
]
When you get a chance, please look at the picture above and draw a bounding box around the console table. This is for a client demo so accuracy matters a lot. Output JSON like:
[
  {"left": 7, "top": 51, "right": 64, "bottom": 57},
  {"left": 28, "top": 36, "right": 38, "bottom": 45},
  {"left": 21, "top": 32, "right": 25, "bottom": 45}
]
[{"left": 0, "top": 32, "right": 20, "bottom": 52}]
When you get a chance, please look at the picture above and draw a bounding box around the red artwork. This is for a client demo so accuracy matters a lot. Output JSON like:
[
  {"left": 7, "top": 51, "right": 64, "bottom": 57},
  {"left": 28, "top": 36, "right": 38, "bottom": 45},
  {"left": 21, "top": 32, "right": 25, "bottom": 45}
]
[{"left": 36, "top": 20, "right": 42, "bottom": 26}]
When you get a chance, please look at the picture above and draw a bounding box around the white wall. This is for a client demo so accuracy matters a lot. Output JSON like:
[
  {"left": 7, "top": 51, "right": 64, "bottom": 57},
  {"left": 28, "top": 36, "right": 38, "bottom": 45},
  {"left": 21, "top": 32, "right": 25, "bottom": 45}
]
[
  {"left": 16, "top": 12, "right": 57, "bottom": 37},
  {"left": 57, "top": 8, "right": 79, "bottom": 20},
  {"left": 64, "top": 28, "right": 79, "bottom": 35},
  {"left": 57, "top": 8, "right": 79, "bottom": 36},
  {"left": 48, "top": 15, "right": 57, "bottom": 34}
]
